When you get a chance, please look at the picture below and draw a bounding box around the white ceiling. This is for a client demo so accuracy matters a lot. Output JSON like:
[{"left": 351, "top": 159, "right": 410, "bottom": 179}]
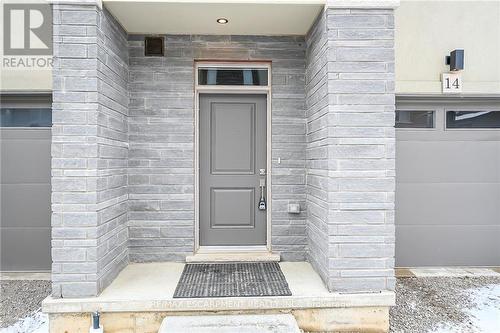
[{"left": 104, "top": 0, "right": 325, "bottom": 35}]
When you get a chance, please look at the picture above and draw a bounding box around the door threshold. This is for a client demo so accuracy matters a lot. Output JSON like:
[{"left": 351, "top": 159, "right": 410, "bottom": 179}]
[{"left": 187, "top": 248, "right": 280, "bottom": 263}]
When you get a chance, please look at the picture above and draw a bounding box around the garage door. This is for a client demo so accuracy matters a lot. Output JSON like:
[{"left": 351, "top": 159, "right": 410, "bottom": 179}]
[
  {"left": 396, "top": 98, "right": 500, "bottom": 267},
  {"left": 1, "top": 95, "right": 52, "bottom": 271}
]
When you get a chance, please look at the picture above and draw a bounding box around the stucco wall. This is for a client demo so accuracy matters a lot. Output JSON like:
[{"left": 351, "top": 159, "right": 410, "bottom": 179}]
[
  {"left": 0, "top": 0, "right": 52, "bottom": 91},
  {"left": 395, "top": 0, "right": 500, "bottom": 94},
  {"left": 0, "top": 70, "right": 52, "bottom": 91},
  {"left": 127, "top": 35, "right": 308, "bottom": 262}
]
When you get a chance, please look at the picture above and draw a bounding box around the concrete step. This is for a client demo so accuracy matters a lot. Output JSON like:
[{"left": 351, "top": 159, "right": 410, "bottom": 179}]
[{"left": 158, "top": 314, "right": 301, "bottom": 333}]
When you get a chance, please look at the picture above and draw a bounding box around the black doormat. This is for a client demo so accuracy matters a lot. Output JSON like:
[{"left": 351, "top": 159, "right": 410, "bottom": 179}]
[{"left": 173, "top": 262, "right": 292, "bottom": 298}]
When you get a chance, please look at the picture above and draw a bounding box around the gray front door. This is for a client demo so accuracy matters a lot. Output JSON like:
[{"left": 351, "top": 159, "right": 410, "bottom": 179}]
[{"left": 199, "top": 94, "right": 267, "bottom": 246}]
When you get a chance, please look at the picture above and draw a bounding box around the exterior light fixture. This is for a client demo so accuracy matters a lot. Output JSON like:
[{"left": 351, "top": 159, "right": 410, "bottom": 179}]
[
  {"left": 445, "top": 49, "right": 464, "bottom": 71},
  {"left": 217, "top": 18, "right": 229, "bottom": 24}
]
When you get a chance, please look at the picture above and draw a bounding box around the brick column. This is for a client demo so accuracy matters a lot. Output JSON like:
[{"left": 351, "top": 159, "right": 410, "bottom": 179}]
[
  {"left": 51, "top": 0, "right": 129, "bottom": 297},
  {"left": 306, "top": 0, "right": 398, "bottom": 292}
]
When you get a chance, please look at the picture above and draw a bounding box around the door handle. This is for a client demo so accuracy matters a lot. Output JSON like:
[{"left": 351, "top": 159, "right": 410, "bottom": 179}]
[{"left": 259, "top": 178, "right": 266, "bottom": 210}]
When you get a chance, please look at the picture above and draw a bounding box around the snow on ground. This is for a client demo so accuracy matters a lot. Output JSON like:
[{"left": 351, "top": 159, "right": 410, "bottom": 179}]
[
  {"left": 430, "top": 284, "right": 500, "bottom": 333},
  {"left": 0, "top": 310, "right": 48, "bottom": 333}
]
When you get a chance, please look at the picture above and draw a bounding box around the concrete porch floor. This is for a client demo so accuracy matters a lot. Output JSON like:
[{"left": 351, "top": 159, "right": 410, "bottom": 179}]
[
  {"left": 43, "top": 262, "right": 394, "bottom": 313},
  {"left": 43, "top": 262, "right": 394, "bottom": 332}
]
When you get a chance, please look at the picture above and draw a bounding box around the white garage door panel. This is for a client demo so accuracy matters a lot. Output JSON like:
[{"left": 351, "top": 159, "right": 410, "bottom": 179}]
[
  {"left": 397, "top": 141, "right": 500, "bottom": 183},
  {"left": 396, "top": 183, "right": 500, "bottom": 226},
  {"left": 1, "top": 184, "right": 51, "bottom": 228},
  {"left": 396, "top": 225, "right": 500, "bottom": 267}
]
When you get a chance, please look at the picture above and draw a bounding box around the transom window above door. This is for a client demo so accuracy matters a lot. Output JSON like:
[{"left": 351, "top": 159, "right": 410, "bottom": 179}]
[{"left": 197, "top": 67, "right": 269, "bottom": 86}]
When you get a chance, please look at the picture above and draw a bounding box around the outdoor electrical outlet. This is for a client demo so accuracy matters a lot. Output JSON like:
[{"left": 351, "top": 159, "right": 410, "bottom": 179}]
[{"left": 288, "top": 203, "right": 300, "bottom": 214}]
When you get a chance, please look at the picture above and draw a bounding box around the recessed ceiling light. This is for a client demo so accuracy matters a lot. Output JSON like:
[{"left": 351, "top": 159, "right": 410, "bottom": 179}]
[{"left": 217, "top": 18, "right": 229, "bottom": 24}]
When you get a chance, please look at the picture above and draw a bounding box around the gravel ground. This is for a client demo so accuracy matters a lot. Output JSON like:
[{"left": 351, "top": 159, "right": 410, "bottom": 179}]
[
  {"left": 390, "top": 276, "right": 500, "bottom": 333},
  {"left": 0, "top": 280, "right": 51, "bottom": 328}
]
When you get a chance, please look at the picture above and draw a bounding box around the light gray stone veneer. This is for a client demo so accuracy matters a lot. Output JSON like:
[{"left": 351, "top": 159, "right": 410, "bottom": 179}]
[
  {"left": 128, "top": 35, "right": 307, "bottom": 263},
  {"left": 305, "top": 7, "right": 396, "bottom": 292},
  {"left": 305, "top": 10, "right": 330, "bottom": 288},
  {"left": 52, "top": 3, "right": 129, "bottom": 297},
  {"left": 52, "top": 1, "right": 395, "bottom": 297}
]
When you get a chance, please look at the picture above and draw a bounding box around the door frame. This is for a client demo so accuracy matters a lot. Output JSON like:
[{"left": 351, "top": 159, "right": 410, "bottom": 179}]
[{"left": 194, "top": 61, "right": 272, "bottom": 254}]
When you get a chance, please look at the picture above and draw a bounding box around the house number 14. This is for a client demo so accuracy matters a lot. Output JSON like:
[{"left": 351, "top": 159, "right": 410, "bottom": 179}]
[{"left": 442, "top": 73, "right": 462, "bottom": 94}]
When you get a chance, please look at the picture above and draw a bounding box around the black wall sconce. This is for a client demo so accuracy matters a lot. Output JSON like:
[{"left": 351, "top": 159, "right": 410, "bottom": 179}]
[{"left": 445, "top": 49, "right": 464, "bottom": 71}]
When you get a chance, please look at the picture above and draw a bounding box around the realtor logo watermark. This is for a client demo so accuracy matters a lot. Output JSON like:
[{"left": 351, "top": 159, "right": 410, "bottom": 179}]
[{"left": 2, "top": 2, "right": 53, "bottom": 69}]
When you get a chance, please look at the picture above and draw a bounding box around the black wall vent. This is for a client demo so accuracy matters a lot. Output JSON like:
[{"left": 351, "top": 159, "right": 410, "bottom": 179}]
[{"left": 145, "top": 36, "right": 164, "bottom": 56}]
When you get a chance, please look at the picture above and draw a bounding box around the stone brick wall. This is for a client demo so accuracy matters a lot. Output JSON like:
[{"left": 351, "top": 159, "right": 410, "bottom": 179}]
[
  {"left": 52, "top": 0, "right": 396, "bottom": 297},
  {"left": 128, "top": 35, "right": 307, "bottom": 262},
  {"left": 52, "top": 3, "right": 129, "bottom": 297},
  {"left": 95, "top": 6, "right": 130, "bottom": 292},
  {"left": 305, "top": 6, "right": 396, "bottom": 292},
  {"left": 305, "top": 11, "right": 330, "bottom": 284}
]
